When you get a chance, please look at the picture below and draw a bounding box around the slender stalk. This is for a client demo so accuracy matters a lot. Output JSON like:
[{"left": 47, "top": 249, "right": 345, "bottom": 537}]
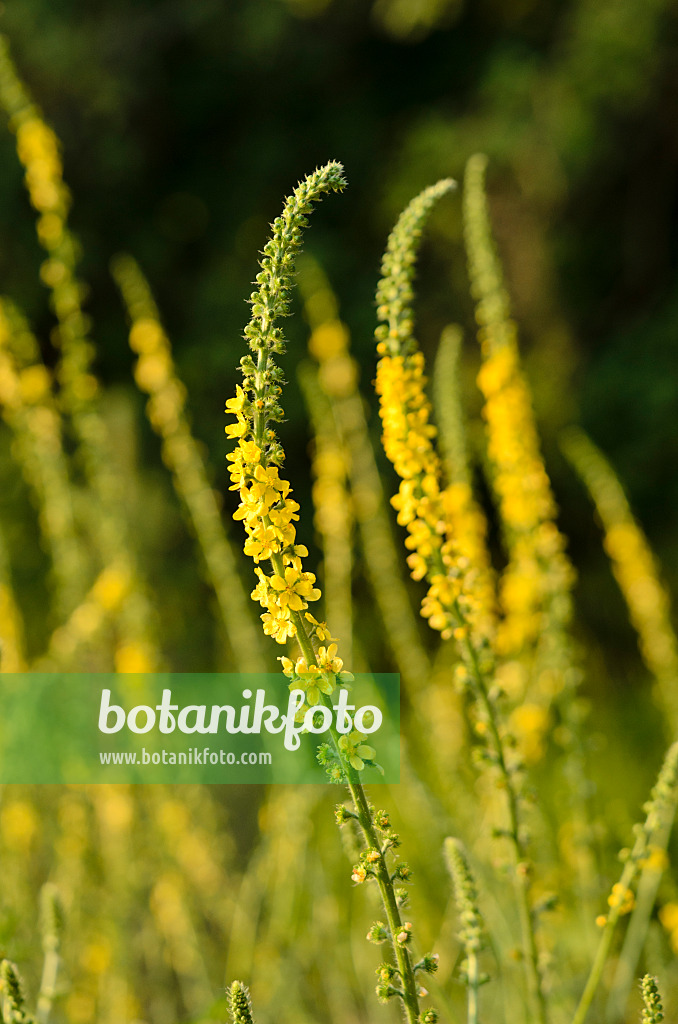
[
  {"left": 570, "top": 862, "right": 636, "bottom": 1024},
  {"left": 456, "top": 605, "right": 546, "bottom": 1024},
  {"left": 226, "top": 163, "right": 436, "bottom": 1024},
  {"left": 35, "top": 952, "right": 59, "bottom": 1024},
  {"left": 280, "top": 570, "right": 423, "bottom": 1024},
  {"left": 444, "top": 838, "right": 486, "bottom": 1024},
  {"left": 374, "top": 176, "right": 545, "bottom": 1022}
]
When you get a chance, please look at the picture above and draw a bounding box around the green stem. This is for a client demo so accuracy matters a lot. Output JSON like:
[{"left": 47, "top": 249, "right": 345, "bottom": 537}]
[
  {"left": 605, "top": 808, "right": 674, "bottom": 1021},
  {"left": 454, "top": 601, "right": 546, "bottom": 1024},
  {"left": 286, "top": 600, "right": 421, "bottom": 1024},
  {"left": 466, "top": 949, "right": 479, "bottom": 1024},
  {"left": 570, "top": 870, "right": 633, "bottom": 1024},
  {"left": 570, "top": 810, "right": 652, "bottom": 1024},
  {"left": 418, "top": 537, "right": 545, "bottom": 1024}
]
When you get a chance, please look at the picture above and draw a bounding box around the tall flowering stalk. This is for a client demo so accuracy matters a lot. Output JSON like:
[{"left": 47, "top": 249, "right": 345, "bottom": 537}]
[
  {"left": 462, "top": 154, "right": 597, "bottom": 920},
  {"left": 226, "top": 163, "right": 437, "bottom": 1024},
  {"left": 463, "top": 153, "right": 575, "bottom": 704},
  {"left": 374, "top": 180, "right": 546, "bottom": 1024},
  {"left": 298, "top": 256, "right": 432, "bottom": 696},
  {"left": 562, "top": 427, "right": 678, "bottom": 1016}
]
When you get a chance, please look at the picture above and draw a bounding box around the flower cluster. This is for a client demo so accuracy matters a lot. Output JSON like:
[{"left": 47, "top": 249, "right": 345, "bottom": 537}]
[
  {"left": 476, "top": 342, "right": 574, "bottom": 661},
  {"left": 226, "top": 163, "right": 346, "bottom": 643},
  {"left": 280, "top": 631, "right": 352, "bottom": 707},
  {"left": 0, "top": 37, "right": 96, "bottom": 407},
  {"left": 301, "top": 256, "right": 432, "bottom": 695},
  {"left": 227, "top": 981, "right": 256, "bottom": 1024},
  {"left": 376, "top": 350, "right": 466, "bottom": 639},
  {"left": 227, "top": 441, "right": 321, "bottom": 643},
  {"left": 375, "top": 178, "right": 493, "bottom": 646}
]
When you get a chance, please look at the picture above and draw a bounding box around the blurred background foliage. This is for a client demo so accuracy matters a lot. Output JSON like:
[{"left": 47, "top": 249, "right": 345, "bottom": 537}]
[{"left": 0, "top": 2, "right": 677, "bottom": 1022}]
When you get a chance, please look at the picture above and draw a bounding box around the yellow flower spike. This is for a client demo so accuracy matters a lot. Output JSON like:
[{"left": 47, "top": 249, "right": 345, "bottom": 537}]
[
  {"left": 376, "top": 178, "right": 554, "bottom": 1024},
  {"left": 463, "top": 154, "right": 575, "bottom": 695},
  {"left": 562, "top": 427, "right": 678, "bottom": 732},
  {"left": 229, "top": 168, "right": 432, "bottom": 1024}
]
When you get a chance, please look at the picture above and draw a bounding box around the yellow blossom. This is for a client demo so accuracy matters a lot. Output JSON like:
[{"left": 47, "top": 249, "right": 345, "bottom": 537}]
[
  {"left": 289, "top": 657, "right": 335, "bottom": 705},
  {"left": 607, "top": 883, "right": 635, "bottom": 915},
  {"left": 339, "top": 731, "right": 376, "bottom": 771}
]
